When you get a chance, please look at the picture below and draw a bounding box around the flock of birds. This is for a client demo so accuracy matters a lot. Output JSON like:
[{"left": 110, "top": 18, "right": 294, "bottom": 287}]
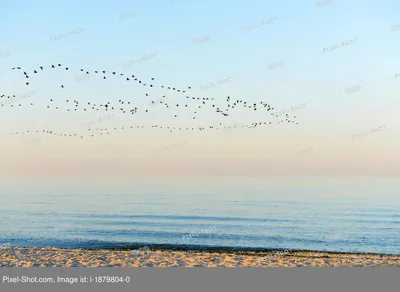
[{"left": 5, "top": 63, "right": 300, "bottom": 139}]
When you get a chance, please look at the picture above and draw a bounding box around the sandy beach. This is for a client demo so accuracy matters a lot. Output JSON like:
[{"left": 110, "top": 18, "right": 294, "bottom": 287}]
[{"left": 1, "top": 247, "right": 399, "bottom": 267}]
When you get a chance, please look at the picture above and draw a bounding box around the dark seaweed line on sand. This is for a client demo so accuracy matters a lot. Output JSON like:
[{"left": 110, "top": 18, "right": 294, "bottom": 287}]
[{"left": 10, "top": 243, "right": 399, "bottom": 257}]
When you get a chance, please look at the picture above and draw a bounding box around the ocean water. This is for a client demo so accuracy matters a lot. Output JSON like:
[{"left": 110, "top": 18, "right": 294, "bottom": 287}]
[{"left": 0, "top": 177, "right": 399, "bottom": 255}]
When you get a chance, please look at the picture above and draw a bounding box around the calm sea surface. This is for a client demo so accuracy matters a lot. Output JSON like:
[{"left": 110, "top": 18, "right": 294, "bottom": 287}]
[{"left": 0, "top": 177, "right": 399, "bottom": 254}]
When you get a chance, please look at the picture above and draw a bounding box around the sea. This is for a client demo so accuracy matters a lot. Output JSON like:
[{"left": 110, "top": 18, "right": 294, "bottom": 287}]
[{"left": 0, "top": 177, "right": 399, "bottom": 255}]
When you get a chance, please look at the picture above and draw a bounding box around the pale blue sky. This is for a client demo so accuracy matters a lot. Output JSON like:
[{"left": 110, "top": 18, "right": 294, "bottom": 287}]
[{"left": 0, "top": 0, "right": 400, "bottom": 179}]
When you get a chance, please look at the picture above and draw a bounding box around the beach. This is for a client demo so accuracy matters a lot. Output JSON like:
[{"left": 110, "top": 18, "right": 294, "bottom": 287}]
[{"left": 1, "top": 247, "right": 399, "bottom": 267}]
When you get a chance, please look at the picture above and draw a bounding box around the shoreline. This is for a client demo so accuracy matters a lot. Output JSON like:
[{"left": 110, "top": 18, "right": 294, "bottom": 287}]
[
  {"left": 1, "top": 247, "right": 399, "bottom": 267},
  {"left": 3, "top": 243, "right": 400, "bottom": 256}
]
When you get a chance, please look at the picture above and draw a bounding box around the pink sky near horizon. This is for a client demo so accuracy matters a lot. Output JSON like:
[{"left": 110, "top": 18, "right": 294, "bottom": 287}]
[{"left": 1, "top": 131, "right": 399, "bottom": 179}]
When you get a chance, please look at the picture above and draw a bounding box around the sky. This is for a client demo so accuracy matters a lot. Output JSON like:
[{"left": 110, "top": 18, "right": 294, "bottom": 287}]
[{"left": 0, "top": 0, "right": 400, "bottom": 181}]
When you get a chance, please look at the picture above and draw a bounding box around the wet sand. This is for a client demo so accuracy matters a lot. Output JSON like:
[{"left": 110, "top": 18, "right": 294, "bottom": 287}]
[{"left": 1, "top": 247, "right": 400, "bottom": 267}]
